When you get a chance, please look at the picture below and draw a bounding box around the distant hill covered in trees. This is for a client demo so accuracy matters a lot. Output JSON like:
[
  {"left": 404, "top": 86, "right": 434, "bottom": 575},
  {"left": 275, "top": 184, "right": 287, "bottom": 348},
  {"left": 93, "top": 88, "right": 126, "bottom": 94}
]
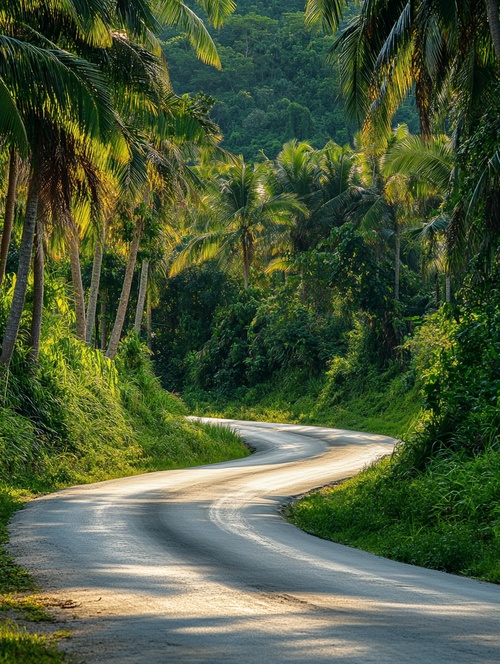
[{"left": 163, "top": 1, "right": 418, "bottom": 160}]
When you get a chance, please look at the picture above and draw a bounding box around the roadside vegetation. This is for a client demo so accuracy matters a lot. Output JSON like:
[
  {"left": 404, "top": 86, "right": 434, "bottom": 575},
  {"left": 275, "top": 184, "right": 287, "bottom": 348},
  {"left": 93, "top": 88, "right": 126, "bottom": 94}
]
[
  {"left": 0, "top": 0, "right": 248, "bottom": 660},
  {"left": 150, "top": 1, "right": 500, "bottom": 583},
  {"left": 0, "top": 303, "right": 247, "bottom": 662},
  {"left": 2, "top": 0, "right": 500, "bottom": 659}
]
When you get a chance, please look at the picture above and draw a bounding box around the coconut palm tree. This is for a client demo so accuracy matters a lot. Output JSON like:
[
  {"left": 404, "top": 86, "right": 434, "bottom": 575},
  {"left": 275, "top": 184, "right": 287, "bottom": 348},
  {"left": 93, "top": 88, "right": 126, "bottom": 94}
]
[
  {"left": 0, "top": 147, "right": 20, "bottom": 288},
  {"left": 305, "top": 0, "right": 500, "bottom": 139},
  {"left": 171, "top": 159, "right": 308, "bottom": 289},
  {"left": 104, "top": 92, "right": 223, "bottom": 360},
  {"left": 335, "top": 126, "right": 437, "bottom": 301},
  {"left": 0, "top": 68, "right": 117, "bottom": 367},
  {"left": 0, "top": 0, "right": 236, "bottom": 364}
]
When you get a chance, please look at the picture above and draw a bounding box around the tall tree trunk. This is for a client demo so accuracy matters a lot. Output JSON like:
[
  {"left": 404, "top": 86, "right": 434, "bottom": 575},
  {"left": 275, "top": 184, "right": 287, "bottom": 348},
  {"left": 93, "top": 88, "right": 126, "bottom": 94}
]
[
  {"left": 85, "top": 221, "right": 106, "bottom": 345},
  {"left": 134, "top": 259, "right": 149, "bottom": 335},
  {"left": 29, "top": 216, "right": 44, "bottom": 362},
  {"left": 105, "top": 216, "right": 144, "bottom": 360},
  {"left": 100, "top": 291, "right": 107, "bottom": 351},
  {"left": 146, "top": 292, "right": 152, "bottom": 351},
  {"left": 242, "top": 232, "right": 252, "bottom": 290},
  {"left": 486, "top": 0, "right": 500, "bottom": 62},
  {"left": 0, "top": 147, "right": 20, "bottom": 288},
  {"left": 394, "top": 229, "right": 401, "bottom": 301},
  {"left": 67, "top": 217, "right": 86, "bottom": 341},
  {"left": 94, "top": 308, "right": 99, "bottom": 348},
  {"left": 0, "top": 175, "right": 39, "bottom": 366},
  {"left": 445, "top": 273, "right": 451, "bottom": 303}
]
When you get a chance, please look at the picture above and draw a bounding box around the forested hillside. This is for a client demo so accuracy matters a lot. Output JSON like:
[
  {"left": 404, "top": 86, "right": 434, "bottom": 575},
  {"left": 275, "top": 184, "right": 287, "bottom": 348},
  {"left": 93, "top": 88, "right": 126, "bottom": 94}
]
[
  {"left": 163, "top": 0, "right": 419, "bottom": 159},
  {"left": 1, "top": 0, "right": 500, "bottom": 658}
]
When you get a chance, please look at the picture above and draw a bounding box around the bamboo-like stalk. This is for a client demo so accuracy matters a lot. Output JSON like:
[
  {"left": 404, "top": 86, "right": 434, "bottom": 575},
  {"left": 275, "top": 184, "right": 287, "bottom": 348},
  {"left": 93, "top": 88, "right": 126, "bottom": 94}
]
[
  {"left": 0, "top": 175, "right": 39, "bottom": 366},
  {"left": 100, "top": 291, "right": 107, "bottom": 351},
  {"left": 67, "top": 216, "right": 86, "bottom": 341},
  {"left": 85, "top": 221, "right": 106, "bottom": 345},
  {"left": 105, "top": 216, "right": 144, "bottom": 359},
  {"left": 134, "top": 259, "right": 149, "bottom": 335},
  {"left": 0, "top": 148, "right": 20, "bottom": 288},
  {"left": 486, "top": 0, "right": 500, "bottom": 62},
  {"left": 146, "top": 292, "right": 152, "bottom": 351},
  {"left": 29, "top": 216, "right": 44, "bottom": 362}
]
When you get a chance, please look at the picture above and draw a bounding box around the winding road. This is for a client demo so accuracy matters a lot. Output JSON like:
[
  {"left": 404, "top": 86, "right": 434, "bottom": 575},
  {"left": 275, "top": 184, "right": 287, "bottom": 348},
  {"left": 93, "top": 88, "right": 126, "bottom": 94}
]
[{"left": 9, "top": 420, "right": 500, "bottom": 663}]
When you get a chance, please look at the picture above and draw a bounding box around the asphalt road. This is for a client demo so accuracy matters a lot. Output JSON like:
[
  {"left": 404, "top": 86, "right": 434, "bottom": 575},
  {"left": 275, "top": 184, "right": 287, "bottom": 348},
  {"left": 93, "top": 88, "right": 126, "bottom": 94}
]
[{"left": 9, "top": 420, "right": 500, "bottom": 663}]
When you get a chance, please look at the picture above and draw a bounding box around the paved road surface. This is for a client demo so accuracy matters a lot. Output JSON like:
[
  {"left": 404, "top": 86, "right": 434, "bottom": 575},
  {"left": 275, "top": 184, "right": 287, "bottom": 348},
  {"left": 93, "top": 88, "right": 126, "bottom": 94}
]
[{"left": 9, "top": 420, "right": 500, "bottom": 662}]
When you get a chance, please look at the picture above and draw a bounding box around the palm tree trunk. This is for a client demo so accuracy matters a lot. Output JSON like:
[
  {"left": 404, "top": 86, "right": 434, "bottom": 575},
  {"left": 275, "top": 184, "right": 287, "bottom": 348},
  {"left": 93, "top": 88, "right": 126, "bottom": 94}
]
[
  {"left": 0, "top": 175, "right": 39, "bottom": 366},
  {"left": 0, "top": 147, "right": 20, "bottom": 288},
  {"left": 105, "top": 216, "right": 144, "bottom": 360},
  {"left": 146, "top": 293, "right": 152, "bottom": 351},
  {"left": 445, "top": 273, "right": 451, "bottom": 303},
  {"left": 67, "top": 217, "right": 86, "bottom": 341},
  {"left": 242, "top": 233, "right": 252, "bottom": 290},
  {"left": 29, "top": 216, "right": 44, "bottom": 362},
  {"left": 100, "top": 291, "right": 107, "bottom": 351},
  {"left": 486, "top": 0, "right": 500, "bottom": 62},
  {"left": 134, "top": 258, "right": 149, "bottom": 335},
  {"left": 85, "top": 222, "right": 106, "bottom": 345},
  {"left": 394, "top": 230, "right": 401, "bottom": 301}
]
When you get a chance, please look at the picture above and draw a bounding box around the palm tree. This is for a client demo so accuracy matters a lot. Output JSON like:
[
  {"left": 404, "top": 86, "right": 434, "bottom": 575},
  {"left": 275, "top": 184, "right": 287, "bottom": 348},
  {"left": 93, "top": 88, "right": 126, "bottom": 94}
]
[
  {"left": 272, "top": 140, "right": 356, "bottom": 255},
  {"left": 0, "top": 0, "right": 236, "bottom": 365},
  {"left": 338, "top": 126, "right": 435, "bottom": 301},
  {"left": 0, "top": 76, "right": 116, "bottom": 366},
  {"left": 0, "top": 147, "right": 20, "bottom": 288},
  {"left": 105, "top": 92, "right": 223, "bottom": 360},
  {"left": 305, "top": 0, "right": 499, "bottom": 139},
  {"left": 171, "top": 159, "right": 307, "bottom": 289},
  {"left": 382, "top": 133, "right": 455, "bottom": 296}
]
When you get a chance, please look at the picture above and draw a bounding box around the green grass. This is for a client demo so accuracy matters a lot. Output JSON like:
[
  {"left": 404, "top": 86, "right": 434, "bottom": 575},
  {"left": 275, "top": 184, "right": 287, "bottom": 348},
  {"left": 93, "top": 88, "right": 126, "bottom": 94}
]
[
  {"left": 0, "top": 620, "right": 66, "bottom": 663},
  {"left": 286, "top": 446, "right": 500, "bottom": 583},
  {"left": 187, "top": 357, "right": 500, "bottom": 583},
  {"left": 185, "top": 365, "right": 421, "bottom": 439}
]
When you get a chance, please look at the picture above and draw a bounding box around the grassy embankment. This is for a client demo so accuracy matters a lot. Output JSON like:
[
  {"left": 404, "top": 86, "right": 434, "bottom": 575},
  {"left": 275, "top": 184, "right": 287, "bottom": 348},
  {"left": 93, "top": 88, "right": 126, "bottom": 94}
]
[
  {"left": 0, "top": 324, "right": 248, "bottom": 662},
  {"left": 187, "top": 308, "right": 500, "bottom": 584},
  {"left": 185, "top": 360, "right": 421, "bottom": 439}
]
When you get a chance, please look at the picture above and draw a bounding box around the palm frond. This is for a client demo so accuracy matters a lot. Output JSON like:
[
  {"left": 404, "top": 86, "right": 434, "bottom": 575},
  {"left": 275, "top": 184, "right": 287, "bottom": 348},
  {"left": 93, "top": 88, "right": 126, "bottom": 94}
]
[
  {"left": 157, "top": 0, "right": 221, "bottom": 68},
  {"left": 305, "top": 0, "right": 347, "bottom": 33},
  {"left": 382, "top": 134, "right": 453, "bottom": 192},
  {"left": 0, "top": 76, "right": 28, "bottom": 155},
  {"left": 194, "top": 0, "right": 236, "bottom": 28}
]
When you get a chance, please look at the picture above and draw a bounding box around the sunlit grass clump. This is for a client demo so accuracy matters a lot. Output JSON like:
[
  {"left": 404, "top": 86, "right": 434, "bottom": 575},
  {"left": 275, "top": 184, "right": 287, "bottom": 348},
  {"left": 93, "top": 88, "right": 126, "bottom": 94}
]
[{"left": 0, "top": 620, "right": 66, "bottom": 663}]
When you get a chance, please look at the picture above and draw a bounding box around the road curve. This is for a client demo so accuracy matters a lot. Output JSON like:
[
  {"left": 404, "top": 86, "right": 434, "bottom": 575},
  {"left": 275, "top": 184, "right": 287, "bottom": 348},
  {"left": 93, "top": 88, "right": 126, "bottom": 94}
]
[{"left": 9, "top": 419, "right": 500, "bottom": 663}]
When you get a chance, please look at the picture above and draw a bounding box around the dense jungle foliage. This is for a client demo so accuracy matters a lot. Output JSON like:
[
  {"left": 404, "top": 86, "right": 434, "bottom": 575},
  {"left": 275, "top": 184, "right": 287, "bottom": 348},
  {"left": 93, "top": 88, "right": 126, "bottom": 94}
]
[
  {"left": 1, "top": 2, "right": 500, "bottom": 660},
  {"left": 164, "top": 0, "right": 420, "bottom": 159}
]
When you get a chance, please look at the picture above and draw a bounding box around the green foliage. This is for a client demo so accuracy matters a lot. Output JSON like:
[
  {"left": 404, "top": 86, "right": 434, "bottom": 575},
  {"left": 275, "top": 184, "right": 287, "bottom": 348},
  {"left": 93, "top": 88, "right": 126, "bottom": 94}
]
[
  {"left": 0, "top": 620, "right": 65, "bottom": 664},
  {"left": 164, "top": 2, "right": 419, "bottom": 160},
  {"left": 0, "top": 489, "right": 32, "bottom": 594},
  {"left": 0, "top": 307, "right": 248, "bottom": 490},
  {"left": 153, "top": 264, "right": 237, "bottom": 390},
  {"left": 185, "top": 303, "right": 422, "bottom": 439},
  {"left": 286, "top": 279, "right": 500, "bottom": 583},
  {"left": 0, "top": 293, "right": 248, "bottom": 663},
  {"left": 164, "top": 3, "right": 402, "bottom": 160},
  {"left": 287, "top": 442, "right": 500, "bottom": 582}
]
